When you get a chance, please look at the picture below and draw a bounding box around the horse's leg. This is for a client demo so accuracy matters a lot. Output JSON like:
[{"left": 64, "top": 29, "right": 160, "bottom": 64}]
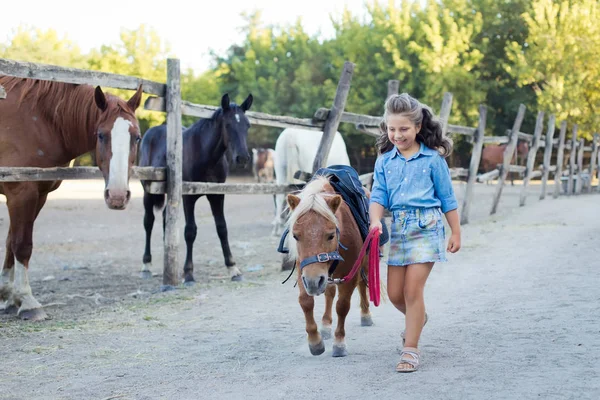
[
  {"left": 320, "top": 284, "right": 336, "bottom": 340},
  {"left": 182, "top": 194, "right": 200, "bottom": 284},
  {"left": 0, "top": 227, "right": 16, "bottom": 314},
  {"left": 298, "top": 276, "right": 325, "bottom": 355},
  {"left": 5, "top": 186, "right": 48, "bottom": 321},
  {"left": 207, "top": 194, "right": 242, "bottom": 281},
  {"left": 358, "top": 272, "right": 373, "bottom": 327},
  {"left": 141, "top": 193, "right": 155, "bottom": 279},
  {"left": 332, "top": 280, "right": 355, "bottom": 357}
]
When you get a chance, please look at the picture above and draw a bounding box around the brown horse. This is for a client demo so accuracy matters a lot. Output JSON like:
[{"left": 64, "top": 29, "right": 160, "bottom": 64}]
[
  {"left": 251, "top": 147, "right": 275, "bottom": 183},
  {"left": 285, "top": 176, "right": 373, "bottom": 357},
  {"left": 0, "top": 76, "right": 143, "bottom": 320},
  {"left": 481, "top": 139, "right": 529, "bottom": 184}
]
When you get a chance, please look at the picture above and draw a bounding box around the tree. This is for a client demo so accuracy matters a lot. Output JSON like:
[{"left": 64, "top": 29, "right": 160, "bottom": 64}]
[{"left": 506, "top": 0, "right": 600, "bottom": 139}]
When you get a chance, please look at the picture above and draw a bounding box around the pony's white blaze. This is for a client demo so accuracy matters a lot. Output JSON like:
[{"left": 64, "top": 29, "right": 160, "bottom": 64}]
[{"left": 107, "top": 117, "right": 132, "bottom": 192}]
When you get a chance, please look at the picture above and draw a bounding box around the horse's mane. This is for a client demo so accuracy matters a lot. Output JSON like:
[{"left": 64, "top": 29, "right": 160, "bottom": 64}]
[
  {"left": 284, "top": 176, "right": 339, "bottom": 261},
  {"left": 0, "top": 76, "right": 134, "bottom": 152}
]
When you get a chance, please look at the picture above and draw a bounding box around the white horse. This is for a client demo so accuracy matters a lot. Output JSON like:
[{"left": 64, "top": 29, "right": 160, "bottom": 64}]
[{"left": 271, "top": 128, "right": 351, "bottom": 236}]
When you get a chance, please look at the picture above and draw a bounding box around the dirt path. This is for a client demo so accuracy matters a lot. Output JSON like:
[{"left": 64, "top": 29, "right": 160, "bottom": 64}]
[{"left": 1, "top": 179, "right": 599, "bottom": 399}]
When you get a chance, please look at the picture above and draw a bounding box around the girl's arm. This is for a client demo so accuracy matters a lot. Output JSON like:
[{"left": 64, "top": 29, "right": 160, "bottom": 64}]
[
  {"left": 431, "top": 156, "right": 461, "bottom": 253},
  {"left": 369, "top": 156, "right": 388, "bottom": 233},
  {"left": 444, "top": 209, "right": 461, "bottom": 253}
]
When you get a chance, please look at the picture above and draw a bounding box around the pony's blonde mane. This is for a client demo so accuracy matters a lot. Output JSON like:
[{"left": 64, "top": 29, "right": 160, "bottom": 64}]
[{"left": 284, "top": 176, "right": 339, "bottom": 261}]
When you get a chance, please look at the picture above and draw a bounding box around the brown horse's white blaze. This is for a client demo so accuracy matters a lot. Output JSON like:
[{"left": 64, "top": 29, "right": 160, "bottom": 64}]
[
  {"left": 285, "top": 176, "right": 374, "bottom": 357},
  {"left": 104, "top": 117, "right": 134, "bottom": 209}
]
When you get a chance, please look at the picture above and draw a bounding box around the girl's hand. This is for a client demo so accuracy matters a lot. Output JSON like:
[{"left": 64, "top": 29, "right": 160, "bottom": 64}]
[
  {"left": 369, "top": 220, "right": 383, "bottom": 234},
  {"left": 447, "top": 232, "right": 461, "bottom": 253}
]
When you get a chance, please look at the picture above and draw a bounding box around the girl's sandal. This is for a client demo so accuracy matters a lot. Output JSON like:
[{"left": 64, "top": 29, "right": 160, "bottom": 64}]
[
  {"left": 396, "top": 347, "right": 420, "bottom": 372},
  {"left": 401, "top": 312, "right": 428, "bottom": 346}
]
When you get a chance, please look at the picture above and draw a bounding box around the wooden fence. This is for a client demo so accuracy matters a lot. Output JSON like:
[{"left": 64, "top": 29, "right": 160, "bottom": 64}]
[{"left": 1, "top": 57, "right": 598, "bottom": 290}]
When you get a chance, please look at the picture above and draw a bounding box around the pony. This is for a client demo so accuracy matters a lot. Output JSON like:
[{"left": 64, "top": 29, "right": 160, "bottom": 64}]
[
  {"left": 139, "top": 93, "right": 253, "bottom": 283},
  {"left": 251, "top": 147, "right": 275, "bottom": 183},
  {"left": 0, "top": 76, "right": 143, "bottom": 320},
  {"left": 285, "top": 175, "right": 374, "bottom": 357},
  {"left": 481, "top": 139, "right": 529, "bottom": 185},
  {"left": 271, "top": 128, "right": 350, "bottom": 237}
]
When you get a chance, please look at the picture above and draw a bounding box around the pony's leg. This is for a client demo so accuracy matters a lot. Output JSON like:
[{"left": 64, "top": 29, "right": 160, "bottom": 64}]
[
  {"left": 207, "top": 194, "right": 242, "bottom": 281},
  {"left": 5, "top": 186, "right": 48, "bottom": 321},
  {"left": 332, "top": 281, "right": 355, "bottom": 357},
  {"left": 298, "top": 276, "right": 325, "bottom": 355},
  {"left": 320, "top": 284, "right": 336, "bottom": 340},
  {"left": 357, "top": 274, "right": 373, "bottom": 327},
  {"left": 141, "top": 193, "right": 155, "bottom": 279},
  {"left": 0, "top": 227, "right": 16, "bottom": 314},
  {"left": 183, "top": 194, "right": 200, "bottom": 284}
]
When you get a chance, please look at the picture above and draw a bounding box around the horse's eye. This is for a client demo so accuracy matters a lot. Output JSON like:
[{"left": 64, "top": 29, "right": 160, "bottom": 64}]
[
  {"left": 135, "top": 135, "right": 141, "bottom": 144},
  {"left": 293, "top": 234, "right": 299, "bottom": 241},
  {"left": 328, "top": 234, "right": 335, "bottom": 241},
  {"left": 98, "top": 132, "right": 105, "bottom": 142}
]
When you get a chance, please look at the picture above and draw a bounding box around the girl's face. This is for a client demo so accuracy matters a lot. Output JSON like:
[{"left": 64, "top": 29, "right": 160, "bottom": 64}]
[{"left": 386, "top": 113, "right": 421, "bottom": 153}]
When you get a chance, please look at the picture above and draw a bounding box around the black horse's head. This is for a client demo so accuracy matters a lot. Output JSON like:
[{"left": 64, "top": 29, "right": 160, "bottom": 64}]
[{"left": 218, "top": 93, "right": 253, "bottom": 167}]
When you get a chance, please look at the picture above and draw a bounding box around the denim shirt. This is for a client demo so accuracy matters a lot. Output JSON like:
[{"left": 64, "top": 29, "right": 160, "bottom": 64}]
[{"left": 370, "top": 142, "right": 458, "bottom": 213}]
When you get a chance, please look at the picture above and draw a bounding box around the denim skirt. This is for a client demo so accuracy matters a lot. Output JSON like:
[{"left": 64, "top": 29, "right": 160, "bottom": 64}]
[{"left": 387, "top": 207, "right": 447, "bottom": 267}]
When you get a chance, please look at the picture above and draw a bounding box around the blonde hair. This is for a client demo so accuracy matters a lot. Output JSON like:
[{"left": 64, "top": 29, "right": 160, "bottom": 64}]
[{"left": 377, "top": 93, "right": 453, "bottom": 157}]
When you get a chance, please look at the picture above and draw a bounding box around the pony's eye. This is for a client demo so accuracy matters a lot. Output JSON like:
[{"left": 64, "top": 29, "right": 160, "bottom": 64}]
[
  {"left": 327, "top": 234, "right": 335, "bottom": 241},
  {"left": 98, "top": 132, "right": 105, "bottom": 142},
  {"left": 293, "top": 234, "right": 299, "bottom": 241}
]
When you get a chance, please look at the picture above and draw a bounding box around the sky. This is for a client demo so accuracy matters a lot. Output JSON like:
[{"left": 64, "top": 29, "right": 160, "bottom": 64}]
[{"left": 1, "top": 0, "right": 382, "bottom": 73}]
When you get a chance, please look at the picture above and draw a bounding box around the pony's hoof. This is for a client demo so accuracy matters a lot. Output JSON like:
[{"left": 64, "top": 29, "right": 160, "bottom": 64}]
[
  {"left": 3, "top": 304, "right": 18, "bottom": 315},
  {"left": 231, "top": 274, "right": 243, "bottom": 282},
  {"left": 18, "top": 308, "right": 48, "bottom": 321},
  {"left": 320, "top": 326, "right": 332, "bottom": 340},
  {"left": 140, "top": 270, "right": 153, "bottom": 280},
  {"left": 309, "top": 341, "right": 325, "bottom": 356},
  {"left": 361, "top": 315, "right": 374, "bottom": 326},
  {"left": 332, "top": 344, "right": 348, "bottom": 357}
]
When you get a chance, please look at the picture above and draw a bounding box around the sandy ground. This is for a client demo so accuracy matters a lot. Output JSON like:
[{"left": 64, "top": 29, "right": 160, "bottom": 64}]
[{"left": 0, "top": 177, "right": 599, "bottom": 400}]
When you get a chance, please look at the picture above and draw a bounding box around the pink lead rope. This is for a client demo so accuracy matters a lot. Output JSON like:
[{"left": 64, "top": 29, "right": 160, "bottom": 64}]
[{"left": 332, "top": 228, "right": 381, "bottom": 307}]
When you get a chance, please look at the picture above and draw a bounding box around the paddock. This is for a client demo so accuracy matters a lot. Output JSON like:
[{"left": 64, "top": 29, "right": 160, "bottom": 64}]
[{"left": 0, "top": 177, "right": 598, "bottom": 399}]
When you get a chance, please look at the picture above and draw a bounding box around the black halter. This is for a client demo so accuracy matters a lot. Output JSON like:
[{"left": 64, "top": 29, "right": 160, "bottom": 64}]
[{"left": 280, "top": 228, "right": 348, "bottom": 285}]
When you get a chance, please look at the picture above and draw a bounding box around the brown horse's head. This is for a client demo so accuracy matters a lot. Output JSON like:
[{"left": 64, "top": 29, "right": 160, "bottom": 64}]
[
  {"left": 93, "top": 85, "right": 143, "bottom": 210},
  {"left": 286, "top": 177, "right": 343, "bottom": 296}
]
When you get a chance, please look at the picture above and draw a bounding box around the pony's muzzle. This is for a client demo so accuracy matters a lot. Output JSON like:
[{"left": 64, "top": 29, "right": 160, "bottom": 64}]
[
  {"left": 104, "top": 188, "right": 131, "bottom": 210},
  {"left": 302, "top": 273, "right": 328, "bottom": 296}
]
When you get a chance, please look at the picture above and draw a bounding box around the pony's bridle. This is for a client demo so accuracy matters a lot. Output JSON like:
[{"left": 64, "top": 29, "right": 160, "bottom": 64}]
[{"left": 296, "top": 228, "right": 348, "bottom": 280}]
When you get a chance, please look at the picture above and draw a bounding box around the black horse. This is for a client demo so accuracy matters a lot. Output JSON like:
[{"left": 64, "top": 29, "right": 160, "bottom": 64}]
[{"left": 139, "top": 93, "right": 253, "bottom": 283}]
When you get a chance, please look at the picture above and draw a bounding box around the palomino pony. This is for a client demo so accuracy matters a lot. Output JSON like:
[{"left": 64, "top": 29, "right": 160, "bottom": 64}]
[
  {"left": 139, "top": 93, "right": 253, "bottom": 283},
  {"left": 272, "top": 128, "right": 350, "bottom": 236},
  {"left": 285, "top": 176, "right": 374, "bottom": 357},
  {"left": 0, "top": 76, "right": 143, "bottom": 320},
  {"left": 251, "top": 147, "right": 275, "bottom": 183}
]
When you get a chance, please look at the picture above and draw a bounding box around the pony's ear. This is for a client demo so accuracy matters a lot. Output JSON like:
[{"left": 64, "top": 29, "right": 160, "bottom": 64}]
[
  {"left": 326, "top": 195, "right": 342, "bottom": 214},
  {"left": 241, "top": 93, "right": 253, "bottom": 112},
  {"left": 287, "top": 194, "right": 301, "bottom": 211},
  {"left": 127, "top": 84, "right": 143, "bottom": 111},
  {"left": 95, "top": 86, "right": 108, "bottom": 112},
  {"left": 221, "top": 93, "right": 230, "bottom": 111}
]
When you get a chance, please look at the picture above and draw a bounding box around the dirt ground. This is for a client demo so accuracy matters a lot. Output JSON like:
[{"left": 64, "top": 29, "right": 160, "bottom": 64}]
[{"left": 0, "top": 176, "right": 599, "bottom": 400}]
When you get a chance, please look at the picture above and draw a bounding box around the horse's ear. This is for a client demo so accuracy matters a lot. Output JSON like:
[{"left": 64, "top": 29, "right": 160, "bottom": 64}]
[
  {"left": 287, "top": 194, "right": 301, "bottom": 211},
  {"left": 221, "top": 93, "right": 230, "bottom": 111},
  {"left": 95, "top": 86, "right": 108, "bottom": 112},
  {"left": 326, "top": 195, "right": 342, "bottom": 214},
  {"left": 241, "top": 93, "right": 253, "bottom": 112},
  {"left": 127, "top": 84, "right": 143, "bottom": 111}
]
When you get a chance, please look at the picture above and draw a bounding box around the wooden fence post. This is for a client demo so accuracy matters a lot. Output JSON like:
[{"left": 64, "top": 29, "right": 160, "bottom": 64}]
[
  {"left": 460, "top": 105, "right": 486, "bottom": 225},
  {"left": 576, "top": 138, "right": 585, "bottom": 194},
  {"left": 539, "top": 114, "right": 556, "bottom": 200},
  {"left": 566, "top": 125, "right": 578, "bottom": 196},
  {"left": 553, "top": 121, "right": 567, "bottom": 198},
  {"left": 312, "top": 61, "right": 355, "bottom": 173},
  {"left": 491, "top": 104, "right": 526, "bottom": 215},
  {"left": 590, "top": 133, "right": 599, "bottom": 193},
  {"left": 519, "top": 111, "right": 544, "bottom": 206},
  {"left": 387, "top": 80, "right": 399, "bottom": 99},
  {"left": 438, "top": 93, "right": 453, "bottom": 136},
  {"left": 162, "top": 58, "right": 182, "bottom": 291}
]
